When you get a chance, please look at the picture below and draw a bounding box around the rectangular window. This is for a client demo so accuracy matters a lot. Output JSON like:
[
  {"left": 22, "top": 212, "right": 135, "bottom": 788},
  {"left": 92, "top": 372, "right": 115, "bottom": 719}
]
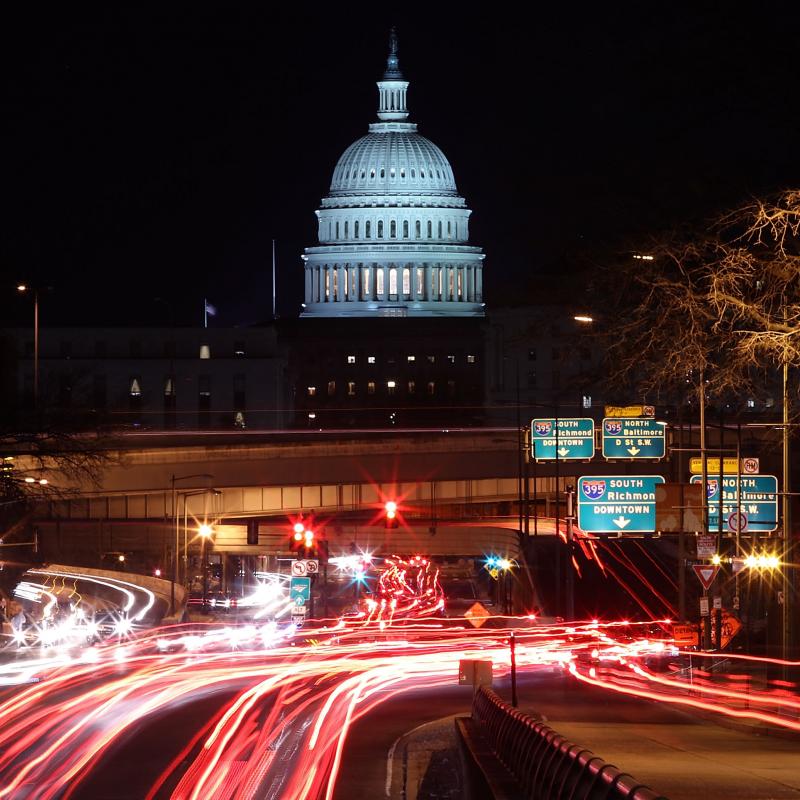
[
  {"left": 427, "top": 355, "right": 435, "bottom": 364},
  {"left": 447, "top": 355, "right": 456, "bottom": 364},
  {"left": 408, "top": 380, "right": 415, "bottom": 394},
  {"left": 427, "top": 381, "right": 435, "bottom": 395},
  {"left": 582, "top": 395, "right": 592, "bottom": 409},
  {"left": 467, "top": 354, "right": 476, "bottom": 364},
  {"left": 527, "top": 370, "right": 537, "bottom": 388},
  {"left": 347, "top": 381, "right": 356, "bottom": 396},
  {"left": 129, "top": 377, "right": 142, "bottom": 397},
  {"left": 307, "top": 386, "right": 317, "bottom": 396},
  {"left": 407, "top": 355, "right": 415, "bottom": 362},
  {"left": 447, "top": 379, "right": 456, "bottom": 396},
  {"left": 528, "top": 348, "right": 536, "bottom": 361},
  {"left": 164, "top": 377, "right": 176, "bottom": 397},
  {"left": 347, "top": 355, "right": 356, "bottom": 364},
  {"left": 376, "top": 269, "right": 385, "bottom": 295},
  {"left": 198, "top": 375, "right": 212, "bottom": 397},
  {"left": 199, "top": 344, "right": 211, "bottom": 359},
  {"left": 416, "top": 267, "right": 424, "bottom": 295},
  {"left": 327, "top": 381, "right": 336, "bottom": 396},
  {"left": 368, "top": 355, "right": 376, "bottom": 364},
  {"left": 368, "top": 381, "right": 376, "bottom": 395},
  {"left": 387, "top": 380, "right": 396, "bottom": 395},
  {"left": 402, "top": 268, "right": 410, "bottom": 295},
  {"left": 234, "top": 341, "right": 246, "bottom": 357}
]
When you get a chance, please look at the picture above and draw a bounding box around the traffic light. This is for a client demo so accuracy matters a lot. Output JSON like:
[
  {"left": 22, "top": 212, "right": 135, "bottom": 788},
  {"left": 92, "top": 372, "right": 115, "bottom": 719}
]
[
  {"left": 290, "top": 522, "right": 305, "bottom": 554},
  {"left": 384, "top": 500, "right": 398, "bottom": 529}
]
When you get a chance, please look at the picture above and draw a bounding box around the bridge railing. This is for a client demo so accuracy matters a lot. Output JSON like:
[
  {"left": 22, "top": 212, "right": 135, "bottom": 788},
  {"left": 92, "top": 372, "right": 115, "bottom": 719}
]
[{"left": 471, "top": 686, "right": 667, "bottom": 800}]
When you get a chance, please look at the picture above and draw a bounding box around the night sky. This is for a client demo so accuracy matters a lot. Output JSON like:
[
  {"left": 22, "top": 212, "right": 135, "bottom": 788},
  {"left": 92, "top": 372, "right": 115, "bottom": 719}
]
[{"left": 5, "top": 5, "right": 799, "bottom": 327}]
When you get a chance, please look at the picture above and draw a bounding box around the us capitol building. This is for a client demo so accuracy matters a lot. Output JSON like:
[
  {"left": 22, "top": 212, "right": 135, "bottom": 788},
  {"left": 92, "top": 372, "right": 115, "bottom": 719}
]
[{"left": 301, "top": 31, "right": 485, "bottom": 318}]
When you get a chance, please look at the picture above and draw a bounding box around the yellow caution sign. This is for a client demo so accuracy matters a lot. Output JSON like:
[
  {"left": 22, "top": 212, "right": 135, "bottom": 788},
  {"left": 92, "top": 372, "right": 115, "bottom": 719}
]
[{"left": 689, "top": 457, "right": 759, "bottom": 475}]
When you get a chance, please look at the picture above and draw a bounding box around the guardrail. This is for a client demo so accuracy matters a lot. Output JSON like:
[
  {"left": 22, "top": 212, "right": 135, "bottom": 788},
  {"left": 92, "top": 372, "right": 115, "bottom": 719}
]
[{"left": 471, "top": 686, "right": 668, "bottom": 800}]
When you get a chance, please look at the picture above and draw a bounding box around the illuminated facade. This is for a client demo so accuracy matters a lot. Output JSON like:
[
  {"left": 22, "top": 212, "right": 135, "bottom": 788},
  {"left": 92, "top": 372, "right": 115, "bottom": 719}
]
[{"left": 301, "top": 31, "right": 485, "bottom": 318}]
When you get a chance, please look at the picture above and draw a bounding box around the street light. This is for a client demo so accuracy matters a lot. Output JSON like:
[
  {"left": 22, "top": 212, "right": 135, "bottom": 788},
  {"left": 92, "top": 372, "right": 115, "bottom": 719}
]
[
  {"left": 16, "top": 284, "right": 39, "bottom": 408},
  {"left": 198, "top": 523, "right": 214, "bottom": 609},
  {"left": 169, "top": 473, "right": 214, "bottom": 615}
]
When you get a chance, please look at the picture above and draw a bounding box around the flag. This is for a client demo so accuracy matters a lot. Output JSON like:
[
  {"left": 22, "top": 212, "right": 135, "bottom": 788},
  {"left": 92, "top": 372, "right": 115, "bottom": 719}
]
[{"left": 204, "top": 300, "right": 217, "bottom": 316}]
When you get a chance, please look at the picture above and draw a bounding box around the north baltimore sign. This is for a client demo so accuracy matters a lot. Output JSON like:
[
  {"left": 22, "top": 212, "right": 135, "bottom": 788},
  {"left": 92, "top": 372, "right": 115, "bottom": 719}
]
[
  {"left": 577, "top": 475, "right": 665, "bottom": 533},
  {"left": 689, "top": 475, "right": 779, "bottom": 533},
  {"left": 601, "top": 418, "right": 667, "bottom": 460}
]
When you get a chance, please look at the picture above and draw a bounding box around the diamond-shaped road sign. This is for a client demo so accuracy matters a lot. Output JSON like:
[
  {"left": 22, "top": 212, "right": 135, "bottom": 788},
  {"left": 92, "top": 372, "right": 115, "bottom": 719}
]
[
  {"left": 693, "top": 564, "right": 720, "bottom": 590},
  {"left": 464, "top": 602, "right": 491, "bottom": 628}
]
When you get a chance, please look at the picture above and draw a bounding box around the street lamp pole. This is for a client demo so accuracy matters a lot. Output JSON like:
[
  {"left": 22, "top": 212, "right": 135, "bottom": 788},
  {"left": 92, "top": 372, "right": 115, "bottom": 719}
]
[
  {"left": 169, "top": 474, "right": 214, "bottom": 615},
  {"left": 16, "top": 285, "right": 39, "bottom": 408}
]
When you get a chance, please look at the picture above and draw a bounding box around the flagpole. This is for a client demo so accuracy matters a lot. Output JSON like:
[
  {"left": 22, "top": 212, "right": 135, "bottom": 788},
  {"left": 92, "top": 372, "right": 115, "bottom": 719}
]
[
  {"left": 272, "top": 239, "right": 277, "bottom": 319},
  {"left": 204, "top": 298, "right": 207, "bottom": 329}
]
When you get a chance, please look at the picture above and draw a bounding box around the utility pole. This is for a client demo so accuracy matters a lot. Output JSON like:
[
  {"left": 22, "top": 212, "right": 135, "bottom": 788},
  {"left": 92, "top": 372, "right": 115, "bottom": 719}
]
[
  {"left": 565, "top": 484, "right": 575, "bottom": 621},
  {"left": 699, "top": 367, "right": 711, "bottom": 650},
  {"left": 782, "top": 296, "right": 792, "bottom": 677}
]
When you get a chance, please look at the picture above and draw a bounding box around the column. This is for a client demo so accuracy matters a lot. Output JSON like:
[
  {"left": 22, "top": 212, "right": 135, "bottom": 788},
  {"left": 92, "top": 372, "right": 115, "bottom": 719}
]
[
  {"left": 383, "top": 265, "right": 390, "bottom": 301},
  {"left": 337, "top": 265, "right": 345, "bottom": 303},
  {"left": 305, "top": 267, "right": 312, "bottom": 303},
  {"left": 423, "top": 264, "right": 430, "bottom": 301},
  {"left": 476, "top": 266, "right": 483, "bottom": 302},
  {"left": 318, "top": 266, "right": 325, "bottom": 303}
]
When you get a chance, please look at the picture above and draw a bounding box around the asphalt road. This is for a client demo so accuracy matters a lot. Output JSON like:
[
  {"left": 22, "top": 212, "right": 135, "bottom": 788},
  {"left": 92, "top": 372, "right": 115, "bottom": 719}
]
[{"left": 335, "top": 668, "right": 800, "bottom": 800}]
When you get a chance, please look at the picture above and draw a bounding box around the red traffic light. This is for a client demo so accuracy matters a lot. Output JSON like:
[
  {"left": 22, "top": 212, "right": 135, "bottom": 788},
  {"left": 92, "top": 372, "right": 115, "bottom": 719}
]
[{"left": 384, "top": 500, "right": 398, "bottom": 528}]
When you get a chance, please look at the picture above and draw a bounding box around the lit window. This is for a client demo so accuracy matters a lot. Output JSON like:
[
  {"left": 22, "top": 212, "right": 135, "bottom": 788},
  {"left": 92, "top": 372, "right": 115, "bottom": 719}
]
[
  {"left": 368, "top": 356, "right": 376, "bottom": 364},
  {"left": 467, "top": 355, "right": 476, "bottom": 364},
  {"left": 747, "top": 399, "right": 755, "bottom": 408},
  {"left": 368, "top": 381, "right": 376, "bottom": 395},
  {"left": 234, "top": 341, "right": 245, "bottom": 357},
  {"left": 164, "top": 377, "right": 175, "bottom": 397},
  {"left": 307, "top": 386, "right": 316, "bottom": 396},
  {"left": 347, "top": 355, "right": 356, "bottom": 364},
  {"left": 582, "top": 395, "right": 592, "bottom": 409},
  {"left": 199, "top": 344, "right": 211, "bottom": 359},
  {"left": 308, "top": 412, "right": 317, "bottom": 420},
  {"left": 234, "top": 411, "right": 246, "bottom": 429},
  {"left": 408, "top": 380, "right": 415, "bottom": 394},
  {"left": 376, "top": 269, "right": 384, "bottom": 295},
  {"left": 407, "top": 355, "right": 416, "bottom": 362},
  {"left": 427, "top": 355, "right": 435, "bottom": 364},
  {"left": 447, "top": 355, "right": 456, "bottom": 364},
  {"left": 199, "top": 376, "right": 211, "bottom": 397},
  {"left": 390, "top": 168, "right": 395, "bottom": 178},
  {"left": 347, "top": 381, "right": 356, "bottom": 396},
  {"left": 427, "top": 381, "right": 435, "bottom": 395},
  {"left": 327, "top": 381, "right": 336, "bottom": 396},
  {"left": 389, "top": 268, "right": 398, "bottom": 295},
  {"left": 402, "top": 268, "right": 410, "bottom": 295},
  {"left": 765, "top": 397, "right": 775, "bottom": 408},
  {"left": 387, "top": 380, "right": 396, "bottom": 395},
  {"left": 129, "top": 378, "right": 142, "bottom": 397}
]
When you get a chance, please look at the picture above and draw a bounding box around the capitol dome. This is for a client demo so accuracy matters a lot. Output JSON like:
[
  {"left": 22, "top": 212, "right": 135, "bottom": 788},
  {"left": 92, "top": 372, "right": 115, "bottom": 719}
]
[
  {"left": 301, "top": 31, "right": 485, "bottom": 318},
  {"left": 329, "top": 130, "right": 458, "bottom": 196}
]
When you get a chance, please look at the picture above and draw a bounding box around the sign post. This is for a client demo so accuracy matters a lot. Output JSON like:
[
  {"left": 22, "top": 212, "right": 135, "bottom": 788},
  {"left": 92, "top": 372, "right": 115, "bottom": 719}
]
[
  {"left": 530, "top": 418, "right": 595, "bottom": 461},
  {"left": 601, "top": 418, "right": 667, "bottom": 460},
  {"left": 577, "top": 475, "right": 664, "bottom": 533},
  {"left": 690, "top": 475, "right": 779, "bottom": 532}
]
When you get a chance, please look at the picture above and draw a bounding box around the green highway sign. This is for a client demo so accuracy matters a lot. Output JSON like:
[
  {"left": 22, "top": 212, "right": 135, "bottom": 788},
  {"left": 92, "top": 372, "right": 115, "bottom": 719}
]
[
  {"left": 601, "top": 418, "right": 667, "bottom": 460},
  {"left": 578, "top": 475, "right": 665, "bottom": 533},
  {"left": 290, "top": 576, "right": 311, "bottom": 606},
  {"left": 689, "top": 474, "right": 779, "bottom": 532},
  {"left": 531, "top": 418, "right": 595, "bottom": 461}
]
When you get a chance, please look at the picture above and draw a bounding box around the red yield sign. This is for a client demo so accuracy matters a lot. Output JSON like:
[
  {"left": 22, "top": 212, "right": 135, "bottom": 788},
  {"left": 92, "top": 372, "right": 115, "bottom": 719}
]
[{"left": 693, "top": 564, "right": 720, "bottom": 590}]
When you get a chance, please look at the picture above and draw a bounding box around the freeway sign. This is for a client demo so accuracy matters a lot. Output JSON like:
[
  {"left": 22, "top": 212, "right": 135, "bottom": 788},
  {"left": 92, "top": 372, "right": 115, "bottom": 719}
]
[
  {"left": 577, "top": 475, "right": 665, "bottom": 533},
  {"left": 530, "top": 418, "right": 595, "bottom": 460},
  {"left": 290, "top": 576, "right": 311, "bottom": 606},
  {"left": 689, "top": 474, "right": 778, "bottom": 532},
  {"left": 601, "top": 418, "right": 667, "bottom": 460}
]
